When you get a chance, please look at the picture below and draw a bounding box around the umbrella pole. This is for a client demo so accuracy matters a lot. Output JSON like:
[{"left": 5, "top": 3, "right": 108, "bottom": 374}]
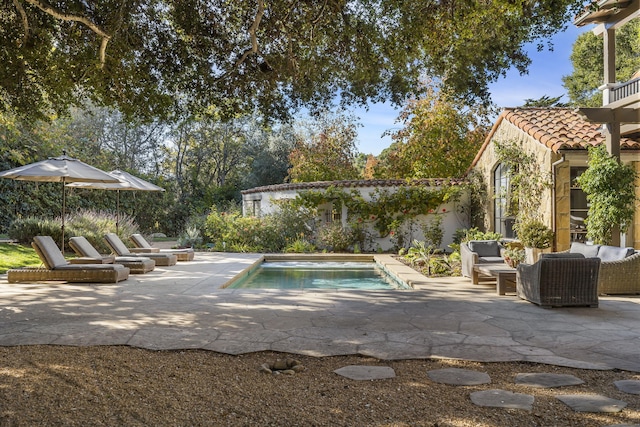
[
  {"left": 116, "top": 190, "right": 120, "bottom": 234},
  {"left": 61, "top": 179, "right": 66, "bottom": 253}
]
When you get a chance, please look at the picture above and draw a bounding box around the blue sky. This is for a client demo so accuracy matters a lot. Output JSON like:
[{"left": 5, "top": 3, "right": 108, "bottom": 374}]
[{"left": 354, "top": 23, "right": 590, "bottom": 155}]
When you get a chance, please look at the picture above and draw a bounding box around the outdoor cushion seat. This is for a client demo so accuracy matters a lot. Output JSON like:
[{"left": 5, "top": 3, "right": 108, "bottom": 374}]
[
  {"left": 129, "top": 233, "right": 194, "bottom": 261},
  {"left": 69, "top": 236, "right": 155, "bottom": 274},
  {"left": 516, "top": 254, "right": 600, "bottom": 308},
  {"left": 7, "top": 236, "right": 129, "bottom": 283},
  {"left": 460, "top": 240, "right": 505, "bottom": 279},
  {"left": 104, "top": 233, "right": 177, "bottom": 266},
  {"left": 567, "top": 242, "right": 640, "bottom": 294}
]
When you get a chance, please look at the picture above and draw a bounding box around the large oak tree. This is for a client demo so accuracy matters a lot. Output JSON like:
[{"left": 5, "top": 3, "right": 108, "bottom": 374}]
[{"left": 2, "top": 0, "right": 582, "bottom": 121}]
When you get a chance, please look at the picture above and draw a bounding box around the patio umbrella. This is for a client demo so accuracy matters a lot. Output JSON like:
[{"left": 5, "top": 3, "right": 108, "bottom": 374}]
[
  {"left": 66, "top": 169, "right": 165, "bottom": 233},
  {"left": 0, "top": 153, "right": 121, "bottom": 251}
]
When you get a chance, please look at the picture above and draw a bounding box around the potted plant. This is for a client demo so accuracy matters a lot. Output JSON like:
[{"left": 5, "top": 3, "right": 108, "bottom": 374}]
[
  {"left": 515, "top": 220, "right": 554, "bottom": 264},
  {"left": 502, "top": 242, "right": 525, "bottom": 268}
]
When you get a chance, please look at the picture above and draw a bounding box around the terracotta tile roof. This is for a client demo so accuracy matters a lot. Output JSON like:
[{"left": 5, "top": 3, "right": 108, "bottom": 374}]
[
  {"left": 501, "top": 108, "right": 640, "bottom": 152},
  {"left": 469, "top": 107, "right": 640, "bottom": 171},
  {"left": 241, "top": 178, "right": 466, "bottom": 195}
]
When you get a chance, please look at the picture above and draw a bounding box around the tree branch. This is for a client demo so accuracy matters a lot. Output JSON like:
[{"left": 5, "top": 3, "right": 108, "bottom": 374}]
[
  {"left": 24, "top": 0, "right": 111, "bottom": 67},
  {"left": 12, "top": 0, "right": 29, "bottom": 47},
  {"left": 235, "top": 0, "right": 266, "bottom": 67}
]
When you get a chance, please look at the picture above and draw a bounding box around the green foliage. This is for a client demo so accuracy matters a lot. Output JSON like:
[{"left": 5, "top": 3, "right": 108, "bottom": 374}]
[
  {"left": 8, "top": 217, "right": 61, "bottom": 245},
  {"left": 400, "top": 240, "right": 458, "bottom": 277},
  {"left": 7, "top": 210, "right": 138, "bottom": 253},
  {"left": 421, "top": 215, "right": 444, "bottom": 248},
  {"left": 375, "top": 85, "right": 489, "bottom": 179},
  {"left": 1, "top": 1, "right": 580, "bottom": 121},
  {"left": 453, "top": 227, "right": 502, "bottom": 244},
  {"left": 563, "top": 20, "right": 640, "bottom": 107},
  {"left": 494, "top": 140, "right": 552, "bottom": 226},
  {"left": 0, "top": 243, "right": 43, "bottom": 273},
  {"left": 316, "top": 223, "right": 354, "bottom": 253},
  {"left": 177, "top": 226, "right": 203, "bottom": 248},
  {"left": 284, "top": 239, "right": 316, "bottom": 253},
  {"left": 203, "top": 203, "right": 316, "bottom": 253},
  {"left": 288, "top": 110, "right": 360, "bottom": 182},
  {"left": 576, "top": 145, "right": 638, "bottom": 245},
  {"left": 503, "top": 246, "right": 525, "bottom": 267},
  {"left": 293, "top": 183, "right": 461, "bottom": 239},
  {"left": 515, "top": 220, "right": 554, "bottom": 249},
  {"left": 522, "top": 95, "right": 570, "bottom": 107}
]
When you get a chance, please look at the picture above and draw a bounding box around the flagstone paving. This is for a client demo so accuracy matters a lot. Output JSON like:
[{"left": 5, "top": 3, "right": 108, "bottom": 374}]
[{"left": 1, "top": 251, "right": 640, "bottom": 376}]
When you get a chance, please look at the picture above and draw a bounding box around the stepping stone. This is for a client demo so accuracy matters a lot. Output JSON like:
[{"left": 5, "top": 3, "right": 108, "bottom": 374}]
[
  {"left": 515, "top": 373, "right": 584, "bottom": 388},
  {"left": 470, "top": 389, "right": 534, "bottom": 410},
  {"left": 427, "top": 368, "right": 490, "bottom": 386},
  {"left": 556, "top": 394, "right": 627, "bottom": 413},
  {"left": 615, "top": 380, "right": 640, "bottom": 395},
  {"left": 334, "top": 365, "right": 396, "bottom": 380}
]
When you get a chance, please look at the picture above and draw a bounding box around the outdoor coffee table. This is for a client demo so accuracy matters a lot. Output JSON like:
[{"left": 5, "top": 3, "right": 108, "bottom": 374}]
[{"left": 472, "top": 264, "right": 517, "bottom": 296}]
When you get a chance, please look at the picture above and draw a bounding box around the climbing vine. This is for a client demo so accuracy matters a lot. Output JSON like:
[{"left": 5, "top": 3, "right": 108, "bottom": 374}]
[{"left": 292, "top": 183, "right": 462, "bottom": 237}]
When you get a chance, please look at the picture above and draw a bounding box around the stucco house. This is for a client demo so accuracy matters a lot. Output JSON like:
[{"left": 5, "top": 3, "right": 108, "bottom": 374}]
[
  {"left": 470, "top": 107, "right": 640, "bottom": 251},
  {"left": 241, "top": 179, "right": 469, "bottom": 251}
]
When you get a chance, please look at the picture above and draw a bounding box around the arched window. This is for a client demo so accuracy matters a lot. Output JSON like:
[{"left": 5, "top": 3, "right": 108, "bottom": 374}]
[{"left": 494, "top": 163, "right": 514, "bottom": 238}]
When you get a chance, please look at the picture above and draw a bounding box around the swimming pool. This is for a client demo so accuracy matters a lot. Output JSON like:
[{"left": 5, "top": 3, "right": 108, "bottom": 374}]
[{"left": 225, "top": 260, "right": 412, "bottom": 290}]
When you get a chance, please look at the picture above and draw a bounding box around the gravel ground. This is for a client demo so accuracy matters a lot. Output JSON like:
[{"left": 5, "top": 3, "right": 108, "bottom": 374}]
[{"left": 1, "top": 346, "right": 639, "bottom": 426}]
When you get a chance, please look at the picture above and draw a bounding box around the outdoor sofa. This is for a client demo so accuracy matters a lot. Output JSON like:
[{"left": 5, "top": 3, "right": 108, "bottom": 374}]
[
  {"left": 7, "top": 236, "right": 129, "bottom": 283},
  {"left": 460, "top": 240, "right": 506, "bottom": 283},
  {"left": 104, "top": 233, "right": 178, "bottom": 266},
  {"left": 516, "top": 253, "right": 600, "bottom": 308},
  {"left": 129, "top": 233, "right": 195, "bottom": 261},
  {"left": 566, "top": 242, "right": 640, "bottom": 295},
  {"left": 69, "top": 236, "right": 155, "bottom": 274}
]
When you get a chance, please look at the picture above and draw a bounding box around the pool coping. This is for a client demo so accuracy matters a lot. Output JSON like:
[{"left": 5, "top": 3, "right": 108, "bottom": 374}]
[{"left": 222, "top": 253, "right": 426, "bottom": 289}]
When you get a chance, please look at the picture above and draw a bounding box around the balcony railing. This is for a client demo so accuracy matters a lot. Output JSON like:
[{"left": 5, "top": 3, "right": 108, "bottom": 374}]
[{"left": 610, "top": 77, "right": 640, "bottom": 103}]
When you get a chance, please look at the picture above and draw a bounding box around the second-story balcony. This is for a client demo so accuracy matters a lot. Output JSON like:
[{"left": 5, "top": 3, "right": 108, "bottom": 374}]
[{"left": 610, "top": 77, "right": 640, "bottom": 104}]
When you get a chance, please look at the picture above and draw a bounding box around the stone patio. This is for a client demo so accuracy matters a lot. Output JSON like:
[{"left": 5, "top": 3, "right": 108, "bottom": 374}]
[{"left": 1, "top": 251, "right": 639, "bottom": 373}]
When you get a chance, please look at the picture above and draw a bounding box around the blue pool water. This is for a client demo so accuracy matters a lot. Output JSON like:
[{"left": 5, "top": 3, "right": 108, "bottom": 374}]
[{"left": 226, "top": 261, "right": 411, "bottom": 290}]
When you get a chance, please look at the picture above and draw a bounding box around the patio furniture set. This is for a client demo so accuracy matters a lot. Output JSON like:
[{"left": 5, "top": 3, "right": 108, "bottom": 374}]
[
  {"left": 461, "top": 240, "right": 640, "bottom": 308},
  {"left": 7, "top": 234, "right": 194, "bottom": 284}
]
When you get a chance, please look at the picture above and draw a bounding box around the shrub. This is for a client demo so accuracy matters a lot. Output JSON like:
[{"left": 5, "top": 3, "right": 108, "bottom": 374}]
[
  {"left": 8, "top": 216, "right": 61, "bottom": 244},
  {"left": 284, "top": 239, "right": 316, "bottom": 253},
  {"left": 316, "top": 223, "right": 354, "bottom": 252},
  {"left": 515, "top": 220, "right": 553, "bottom": 249}
]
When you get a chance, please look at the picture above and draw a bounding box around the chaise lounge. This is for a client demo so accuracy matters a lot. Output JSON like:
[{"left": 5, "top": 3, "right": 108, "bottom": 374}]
[
  {"left": 69, "top": 236, "right": 155, "bottom": 274},
  {"left": 129, "top": 233, "right": 194, "bottom": 261},
  {"left": 7, "top": 236, "right": 129, "bottom": 283},
  {"left": 104, "top": 233, "right": 178, "bottom": 266}
]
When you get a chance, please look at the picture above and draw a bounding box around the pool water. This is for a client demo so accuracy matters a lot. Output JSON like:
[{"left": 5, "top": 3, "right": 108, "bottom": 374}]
[{"left": 226, "top": 261, "right": 411, "bottom": 290}]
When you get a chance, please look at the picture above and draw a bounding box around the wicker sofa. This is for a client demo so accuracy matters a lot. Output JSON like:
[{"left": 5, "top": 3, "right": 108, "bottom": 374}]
[
  {"left": 516, "top": 253, "right": 600, "bottom": 308},
  {"left": 566, "top": 242, "right": 640, "bottom": 295},
  {"left": 461, "top": 240, "right": 505, "bottom": 283}
]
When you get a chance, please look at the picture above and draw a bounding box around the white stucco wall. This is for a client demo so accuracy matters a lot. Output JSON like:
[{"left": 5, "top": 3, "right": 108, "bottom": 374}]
[{"left": 242, "top": 182, "right": 470, "bottom": 252}]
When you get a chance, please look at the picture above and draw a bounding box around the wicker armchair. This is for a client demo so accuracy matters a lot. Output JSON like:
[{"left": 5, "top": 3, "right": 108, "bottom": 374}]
[
  {"left": 516, "top": 254, "right": 600, "bottom": 308},
  {"left": 562, "top": 242, "right": 640, "bottom": 295},
  {"left": 597, "top": 251, "right": 640, "bottom": 295}
]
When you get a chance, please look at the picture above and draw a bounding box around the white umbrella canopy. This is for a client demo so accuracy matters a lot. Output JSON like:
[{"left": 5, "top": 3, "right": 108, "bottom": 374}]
[
  {"left": 66, "top": 169, "right": 165, "bottom": 232},
  {"left": 0, "top": 153, "right": 121, "bottom": 251}
]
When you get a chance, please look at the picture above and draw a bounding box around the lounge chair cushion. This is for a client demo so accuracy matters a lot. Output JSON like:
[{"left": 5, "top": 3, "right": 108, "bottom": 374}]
[
  {"left": 69, "top": 236, "right": 103, "bottom": 259},
  {"left": 33, "top": 236, "right": 68, "bottom": 269},
  {"left": 467, "top": 240, "right": 501, "bottom": 257},
  {"left": 597, "top": 245, "right": 635, "bottom": 262},
  {"left": 569, "top": 242, "right": 600, "bottom": 258},
  {"left": 104, "top": 233, "right": 133, "bottom": 255}
]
